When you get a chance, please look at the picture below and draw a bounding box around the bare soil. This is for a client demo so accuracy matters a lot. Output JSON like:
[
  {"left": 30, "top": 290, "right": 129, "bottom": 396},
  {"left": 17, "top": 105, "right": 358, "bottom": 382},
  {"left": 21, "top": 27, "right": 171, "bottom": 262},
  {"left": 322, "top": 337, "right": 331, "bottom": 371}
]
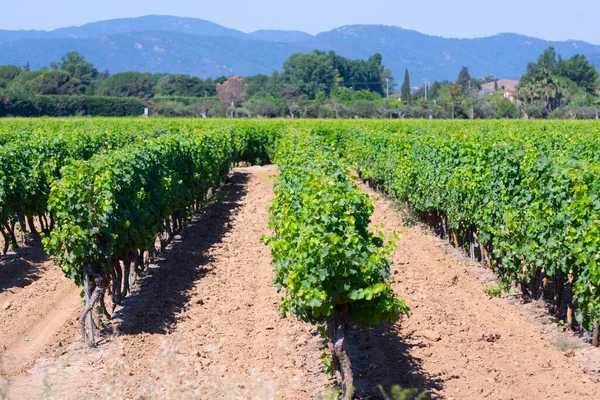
[
  {"left": 1, "top": 165, "right": 600, "bottom": 400},
  {"left": 0, "top": 244, "right": 81, "bottom": 377},
  {"left": 351, "top": 181, "right": 600, "bottom": 399}
]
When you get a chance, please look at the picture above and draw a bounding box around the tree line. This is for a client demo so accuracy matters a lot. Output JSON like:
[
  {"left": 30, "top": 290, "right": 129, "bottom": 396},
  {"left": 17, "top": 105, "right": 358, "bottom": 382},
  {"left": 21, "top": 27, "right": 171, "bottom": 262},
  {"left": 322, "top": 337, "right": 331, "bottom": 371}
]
[
  {"left": 392, "top": 47, "right": 599, "bottom": 120},
  {"left": 0, "top": 47, "right": 598, "bottom": 118}
]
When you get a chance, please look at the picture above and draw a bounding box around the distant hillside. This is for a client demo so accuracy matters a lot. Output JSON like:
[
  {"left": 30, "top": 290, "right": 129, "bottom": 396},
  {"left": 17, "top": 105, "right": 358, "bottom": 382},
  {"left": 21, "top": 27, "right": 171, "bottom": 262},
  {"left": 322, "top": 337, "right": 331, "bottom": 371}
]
[
  {"left": 0, "top": 31, "right": 307, "bottom": 77},
  {"left": 0, "top": 15, "right": 247, "bottom": 43},
  {"left": 0, "top": 15, "right": 599, "bottom": 83},
  {"left": 249, "top": 30, "right": 315, "bottom": 43}
]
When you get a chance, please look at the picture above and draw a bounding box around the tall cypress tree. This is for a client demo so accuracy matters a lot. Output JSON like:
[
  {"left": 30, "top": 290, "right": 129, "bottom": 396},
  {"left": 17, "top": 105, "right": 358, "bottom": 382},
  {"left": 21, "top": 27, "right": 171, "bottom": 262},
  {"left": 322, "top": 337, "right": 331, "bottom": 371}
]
[
  {"left": 457, "top": 66, "right": 471, "bottom": 93},
  {"left": 401, "top": 68, "right": 410, "bottom": 103}
]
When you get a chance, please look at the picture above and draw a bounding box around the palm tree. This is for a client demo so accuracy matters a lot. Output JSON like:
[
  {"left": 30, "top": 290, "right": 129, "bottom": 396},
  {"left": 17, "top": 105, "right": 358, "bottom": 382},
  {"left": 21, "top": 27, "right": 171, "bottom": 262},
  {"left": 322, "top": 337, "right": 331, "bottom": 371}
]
[
  {"left": 517, "top": 83, "right": 539, "bottom": 108},
  {"left": 513, "top": 87, "right": 529, "bottom": 118},
  {"left": 554, "top": 76, "right": 574, "bottom": 109},
  {"left": 540, "top": 76, "right": 557, "bottom": 112},
  {"left": 533, "top": 66, "right": 559, "bottom": 112}
]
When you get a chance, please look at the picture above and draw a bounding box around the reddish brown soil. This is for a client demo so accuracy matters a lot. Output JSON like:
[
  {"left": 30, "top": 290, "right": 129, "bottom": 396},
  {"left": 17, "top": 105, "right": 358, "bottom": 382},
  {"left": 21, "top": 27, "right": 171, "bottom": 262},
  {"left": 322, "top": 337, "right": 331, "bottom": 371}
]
[
  {"left": 352, "top": 181, "right": 600, "bottom": 399},
  {"left": 1, "top": 165, "right": 600, "bottom": 400},
  {"left": 0, "top": 245, "right": 81, "bottom": 376}
]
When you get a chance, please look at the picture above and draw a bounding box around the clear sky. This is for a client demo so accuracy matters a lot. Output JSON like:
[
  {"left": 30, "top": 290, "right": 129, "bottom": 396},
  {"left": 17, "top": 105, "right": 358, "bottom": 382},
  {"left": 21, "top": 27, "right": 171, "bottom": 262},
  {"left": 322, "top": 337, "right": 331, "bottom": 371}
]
[{"left": 2, "top": 0, "right": 599, "bottom": 44}]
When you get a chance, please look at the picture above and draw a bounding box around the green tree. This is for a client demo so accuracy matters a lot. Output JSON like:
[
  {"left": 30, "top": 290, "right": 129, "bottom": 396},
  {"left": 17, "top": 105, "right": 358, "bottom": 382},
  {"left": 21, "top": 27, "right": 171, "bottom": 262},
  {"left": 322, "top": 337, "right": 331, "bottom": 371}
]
[
  {"left": 428, "top": 81, "right": 441, "bottom": 100},
  {"left": 329, "top": 51, "right": 390, "bottom": 95},
  {"left": 351, "top": 99, "right": 380, "bottom": 118},
  {"left": 0, "top": 65, "right": 21, "bottom": 89},
  {"left": 20, "top": 70, "right": 81, "bottom": 95},
  {"left": 439, "top": 83, "right": 462, "bottom": 119},
  {"left": 493, "top": 94, "right": 520, "bottom": 118},
  {"left": 324, "top": 97, "right": 347, "bottom": 118},
  {"left": 520, "top": 47, "right": 559, "bottom": 87},
  {"left": 282, "top": 51, "right": 338, "bottom": 99},
  {"left": 457, "top": 66, "right": 471, "bottom": 93},
  {"left": 554, "top": 75, "right": 580, "bottom": 107},
  {"left": 331, "top": 87, "right": 381, "bottom": 102},
  {"left": 519, "top": 83, "right": 537, "bottom": 105},
  {"left": 5, "top": 70, "right": 45, "bottom": 94},
  {"left": 264, "top": 71, "right": 285, "bottom": 98},
  {"left": 464, "top": 87, "right": 482, "bottom": 119},
  {"left": 595, "top": 76, "right": 600, "bottom": 119},
  {"left": 449, "top": 83, "right": 462, "bottom": 119},
  {"left": 279, "top": 85, "right": 305, "bottom": 100},
  {"left": 58, "top": 52, "right": 99, "bottom": 88},
  {"left": 97, "top": 72, "right": 153, "bottom": 98},
  {"left": 401, "top": 68, "right": 410, "bottom": 103},
  {"left": 244, "top": 74, "right": 270, "bottom": 97},
  {"left": 154, "top": 74, "right": 206, "bottom": 97},
  {"left": 541, "top": 76, "right": 558, "bottom": 111},
  {"left": 246, "top": 99, "right": 282, "bottom": 118},
  {"left": 557, "top": 54, "right": 599, "bottom": 94},
  {"left": 519, "top": 48, "right": 564, "bottom": 112}
]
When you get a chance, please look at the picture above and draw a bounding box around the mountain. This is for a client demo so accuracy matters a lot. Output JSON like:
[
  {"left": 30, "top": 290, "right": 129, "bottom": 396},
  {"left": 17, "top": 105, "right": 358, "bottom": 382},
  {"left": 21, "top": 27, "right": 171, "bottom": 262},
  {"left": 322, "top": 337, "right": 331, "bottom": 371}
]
[
  {"left": 309, "top": 26, "right": 600, "bottom": 82},
  {"left": 0, "top": 16, "right": 247, "bottom": 44},
  {"left": 0, "top": 32, "right": 307, "bottom": 77},
  {"left": 249, "top": 30, "right": 314, "bottom": 43},
  {"left": 0, "top": 16, "right": 599, "bottom": 83},
  {"left": 0, "top": 30, "right": 49, "bottom": 44}
]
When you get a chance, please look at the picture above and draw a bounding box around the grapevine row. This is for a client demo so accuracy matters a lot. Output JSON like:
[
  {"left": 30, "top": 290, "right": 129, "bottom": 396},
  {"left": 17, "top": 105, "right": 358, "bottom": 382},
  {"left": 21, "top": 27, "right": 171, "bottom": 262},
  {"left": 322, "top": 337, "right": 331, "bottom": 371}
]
[
  {"left": 0, "top": 125, "right": 145, "bottom": 254},
  {"left": 329, "top": 120, "right": 600, "bottom": 338},
  {"left": 43, "top": 126, "right": 274, "bottom": 345},
  {"left": 263, "top": 131, "right": 408, "bottom": 398}
]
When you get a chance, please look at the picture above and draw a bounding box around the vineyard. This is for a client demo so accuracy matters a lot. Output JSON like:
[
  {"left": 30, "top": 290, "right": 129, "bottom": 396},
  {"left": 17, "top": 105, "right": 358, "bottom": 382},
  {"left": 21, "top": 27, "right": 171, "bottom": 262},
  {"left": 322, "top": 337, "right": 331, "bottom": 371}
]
[{"left": 1, "top": 118, "right": 600, "bottom": 399}]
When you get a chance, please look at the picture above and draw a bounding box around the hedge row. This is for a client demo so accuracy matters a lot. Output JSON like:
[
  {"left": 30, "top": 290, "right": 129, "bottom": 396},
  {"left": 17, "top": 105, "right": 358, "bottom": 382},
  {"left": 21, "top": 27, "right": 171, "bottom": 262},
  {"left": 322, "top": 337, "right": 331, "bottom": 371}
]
[{"left": 0, "top": 94, "right": 145, "bottom": 117}]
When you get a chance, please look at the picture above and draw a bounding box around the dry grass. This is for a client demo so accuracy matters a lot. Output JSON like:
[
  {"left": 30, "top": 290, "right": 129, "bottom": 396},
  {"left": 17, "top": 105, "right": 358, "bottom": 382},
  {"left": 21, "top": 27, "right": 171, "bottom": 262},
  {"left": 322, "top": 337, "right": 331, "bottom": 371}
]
[
  {"left": 390, "top": 200, "right": 418, "bottom": 227},
  {"left": 551, "top": 335, "right": 584, "bottom": 353}
]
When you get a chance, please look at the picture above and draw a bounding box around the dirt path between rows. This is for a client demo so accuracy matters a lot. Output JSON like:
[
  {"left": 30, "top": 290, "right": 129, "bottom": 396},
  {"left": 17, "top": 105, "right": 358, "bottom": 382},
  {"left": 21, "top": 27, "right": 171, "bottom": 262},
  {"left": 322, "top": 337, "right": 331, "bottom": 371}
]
[
  {"left": 2, "top": 165, "right": 330, "bottom": 400},
  {"left": 0, "top": 246, "right": 81, "bottom": 378},
  {"left": 351, "top": 182, "right": 600, "bottom": 399}
]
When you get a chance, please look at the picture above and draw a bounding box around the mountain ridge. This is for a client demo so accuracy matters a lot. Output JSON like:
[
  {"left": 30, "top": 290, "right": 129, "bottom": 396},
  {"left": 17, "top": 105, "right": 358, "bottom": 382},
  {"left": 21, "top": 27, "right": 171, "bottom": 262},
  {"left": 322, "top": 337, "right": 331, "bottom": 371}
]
[{"left": 0, "top": 15, "right": 598, "bottom": 83}]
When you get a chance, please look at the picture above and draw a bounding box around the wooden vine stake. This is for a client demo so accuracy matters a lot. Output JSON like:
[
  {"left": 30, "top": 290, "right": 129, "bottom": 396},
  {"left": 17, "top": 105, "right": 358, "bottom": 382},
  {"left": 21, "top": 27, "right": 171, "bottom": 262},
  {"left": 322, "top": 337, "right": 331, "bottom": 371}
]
[
  {"left": 566, "top": 274, "right": 574, "bottom": 329},
  {"left": 593, "top": 321, "right": 599, "bottom": 347},
  {"left": 451, "top": 229, "right": 459, "bottom": 248},
  {"left": 327, "top": 305, "right": 354, "bottom": 400},
  {"left": 83, "top": 268, "right": 95, "bottom": 346}
]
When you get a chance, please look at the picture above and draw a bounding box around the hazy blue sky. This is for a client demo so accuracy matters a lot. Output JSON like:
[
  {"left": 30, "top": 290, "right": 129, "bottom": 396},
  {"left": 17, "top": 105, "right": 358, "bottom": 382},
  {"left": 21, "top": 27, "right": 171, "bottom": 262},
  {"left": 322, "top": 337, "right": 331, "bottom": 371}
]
[{"left": 2, "top": 0, "right": 599, "bottom": 44}]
